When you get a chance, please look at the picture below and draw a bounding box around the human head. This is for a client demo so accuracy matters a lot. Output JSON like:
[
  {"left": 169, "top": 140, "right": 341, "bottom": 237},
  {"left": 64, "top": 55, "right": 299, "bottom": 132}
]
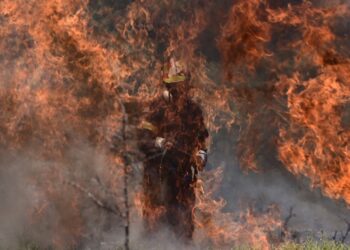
[{"left": 162, "top": 58, "right": 190, "bottom": 101}]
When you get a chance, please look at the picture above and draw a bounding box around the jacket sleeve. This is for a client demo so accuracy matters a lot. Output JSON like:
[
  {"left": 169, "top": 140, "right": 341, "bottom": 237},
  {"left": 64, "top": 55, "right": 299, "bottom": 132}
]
[
  {"left": 137, "top": 120, "right": 159, "bottom": 155},
  {"left": 195, "top": 104, "right": 209, "bottom": 151},
  {"left": 137, "top": 101, "right": 164, "bottom": 156},
  {"left": 193, "top": 104, "right": 209, "bottom": 171}
]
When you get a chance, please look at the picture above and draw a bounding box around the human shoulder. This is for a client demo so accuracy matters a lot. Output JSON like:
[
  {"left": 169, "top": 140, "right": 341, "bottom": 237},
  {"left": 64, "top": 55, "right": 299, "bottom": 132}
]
[
  {"left": 149, "top": 94, "right": 167, "bottom": 107},
  {"left": 186, "top": 99, "right": 203, "bottom": 115},
  {"left": 143, "top": 95, "right": 167, "bottom": 122}
]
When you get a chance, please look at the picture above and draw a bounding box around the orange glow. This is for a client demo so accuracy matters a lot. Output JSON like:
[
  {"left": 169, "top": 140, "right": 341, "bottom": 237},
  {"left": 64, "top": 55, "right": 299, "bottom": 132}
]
[{"left": 1, "top": 0, "right": 350, "bottom": 248}]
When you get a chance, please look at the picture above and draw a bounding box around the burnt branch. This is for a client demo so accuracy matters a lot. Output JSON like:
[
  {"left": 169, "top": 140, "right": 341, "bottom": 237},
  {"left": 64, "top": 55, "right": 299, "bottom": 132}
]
[
  {"left": 283, "top": 206, "right": 296, "bottom": 229},
  {"left": 114, "top": 94, "right": 130, "bottom": 250},
  {"left": 332, "top": 230, "right": 338, "bottom": 241},
  {"left": 341, "top": 220, "right": 350, "bottom": 243},
  {"left": 280, "top": 206, "right": 296, "bottom": 240},
  {"left": 66, "top": 180, "right": 123, "bottom": 218}
]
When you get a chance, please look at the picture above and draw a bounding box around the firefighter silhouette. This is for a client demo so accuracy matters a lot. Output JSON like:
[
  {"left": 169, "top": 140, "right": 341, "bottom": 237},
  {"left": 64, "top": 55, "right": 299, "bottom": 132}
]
[{"left": 137, "top": 58, "right": 208, "bottom": 239}]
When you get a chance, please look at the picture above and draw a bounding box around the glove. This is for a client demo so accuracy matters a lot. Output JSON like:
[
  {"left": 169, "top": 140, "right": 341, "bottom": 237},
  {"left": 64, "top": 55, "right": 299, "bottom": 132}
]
[
  {"left": 195, "top": 149, "right": 207, "bottom": 170},
  {"left": 155, "top": 137, "right": 173, "bottom": 150},
  {"left": 196, "top": 149, "right": 207, "bottom": 161},
  {"left": 155, "top": 137, "right": 165, "bottom": 148}
]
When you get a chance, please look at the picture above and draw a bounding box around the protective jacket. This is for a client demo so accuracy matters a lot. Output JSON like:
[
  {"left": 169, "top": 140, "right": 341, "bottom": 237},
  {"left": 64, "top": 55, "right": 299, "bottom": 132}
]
[{"left": 138, "top": 93, "right": 208, "bottom": 239}]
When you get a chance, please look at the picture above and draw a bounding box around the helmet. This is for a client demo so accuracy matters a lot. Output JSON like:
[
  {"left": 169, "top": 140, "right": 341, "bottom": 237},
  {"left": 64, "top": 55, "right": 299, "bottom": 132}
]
[{"left": 162, "top": 58, "right": 187, "bottom": 84}]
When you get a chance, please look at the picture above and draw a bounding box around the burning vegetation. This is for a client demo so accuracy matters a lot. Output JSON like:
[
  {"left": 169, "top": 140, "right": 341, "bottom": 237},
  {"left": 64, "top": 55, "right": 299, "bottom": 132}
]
[{"left": 0, "top": 0, "right": 350, "bottom": 249}]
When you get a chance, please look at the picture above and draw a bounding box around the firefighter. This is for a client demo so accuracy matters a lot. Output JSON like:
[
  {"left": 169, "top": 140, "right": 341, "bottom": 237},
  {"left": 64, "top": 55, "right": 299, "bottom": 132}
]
[{"left": 137, "top": 58, "right": 209, "bottom": 239}]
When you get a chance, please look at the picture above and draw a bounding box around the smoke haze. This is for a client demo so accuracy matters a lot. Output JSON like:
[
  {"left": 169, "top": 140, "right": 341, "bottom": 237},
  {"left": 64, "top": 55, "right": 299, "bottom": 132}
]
[{"left": 0, "top": 0, "right": 350, "bottom": 248}]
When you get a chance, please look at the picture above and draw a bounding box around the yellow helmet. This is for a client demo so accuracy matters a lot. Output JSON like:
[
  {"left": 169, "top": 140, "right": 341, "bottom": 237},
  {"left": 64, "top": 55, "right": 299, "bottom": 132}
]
[{"left": 163, "top": 58, "right": 187, "bottom": 84}]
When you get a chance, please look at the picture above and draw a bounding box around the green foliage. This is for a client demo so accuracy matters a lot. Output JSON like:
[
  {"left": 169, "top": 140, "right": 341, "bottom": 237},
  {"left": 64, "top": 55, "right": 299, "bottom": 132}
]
[
  {"left": 228, "top": 240, "right": 350, "bottom": 250},
  {"left": 278, "top": 240, "right": 350, "bottom": 250}
]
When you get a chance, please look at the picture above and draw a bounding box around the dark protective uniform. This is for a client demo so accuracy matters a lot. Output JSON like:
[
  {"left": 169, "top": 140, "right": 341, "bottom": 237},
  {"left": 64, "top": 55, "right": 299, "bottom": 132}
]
[{"left": 138, "top": 92, "right": 208, "bottom": 239}]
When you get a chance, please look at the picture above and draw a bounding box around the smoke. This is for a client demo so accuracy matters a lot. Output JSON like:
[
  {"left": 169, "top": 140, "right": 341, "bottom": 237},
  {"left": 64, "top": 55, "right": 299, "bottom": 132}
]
[
  {"left": 210, "top": 132, "right": 350, "bottom": 234},
  {"left": 0, "top": 0, "right": 350, "bottom": 248},
  {"left": 0, "top": 153, "right": 38, "bottom": 249},
  {"left": 0, "top": 146, "right": 124, "bottom": 249}
]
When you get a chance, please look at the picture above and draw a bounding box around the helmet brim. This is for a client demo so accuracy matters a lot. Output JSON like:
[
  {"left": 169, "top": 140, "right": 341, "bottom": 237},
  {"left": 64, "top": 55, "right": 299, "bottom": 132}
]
[{"left": 163, "top": 75, "right": 186, "bottom": 84}]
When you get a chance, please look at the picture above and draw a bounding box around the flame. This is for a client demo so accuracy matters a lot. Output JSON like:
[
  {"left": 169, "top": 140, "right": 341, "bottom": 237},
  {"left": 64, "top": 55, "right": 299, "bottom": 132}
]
[
  {"left": 1, "top": 0, "right": 350, "bottom": 248},
  {"left": 218, "top": 0, "right": 350, "bottom": 206},
  {"left": 278, "top": 68, "right": 350, "bottom": 203},
  {"left": 193, "top": 167, "right": 282, "bottom": 249},
  {"left": 133, "top": 191, "right": 166, "bottom": 229},
  {"left": 218, "top": 0, "right": 271, "bottom": 77}
]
